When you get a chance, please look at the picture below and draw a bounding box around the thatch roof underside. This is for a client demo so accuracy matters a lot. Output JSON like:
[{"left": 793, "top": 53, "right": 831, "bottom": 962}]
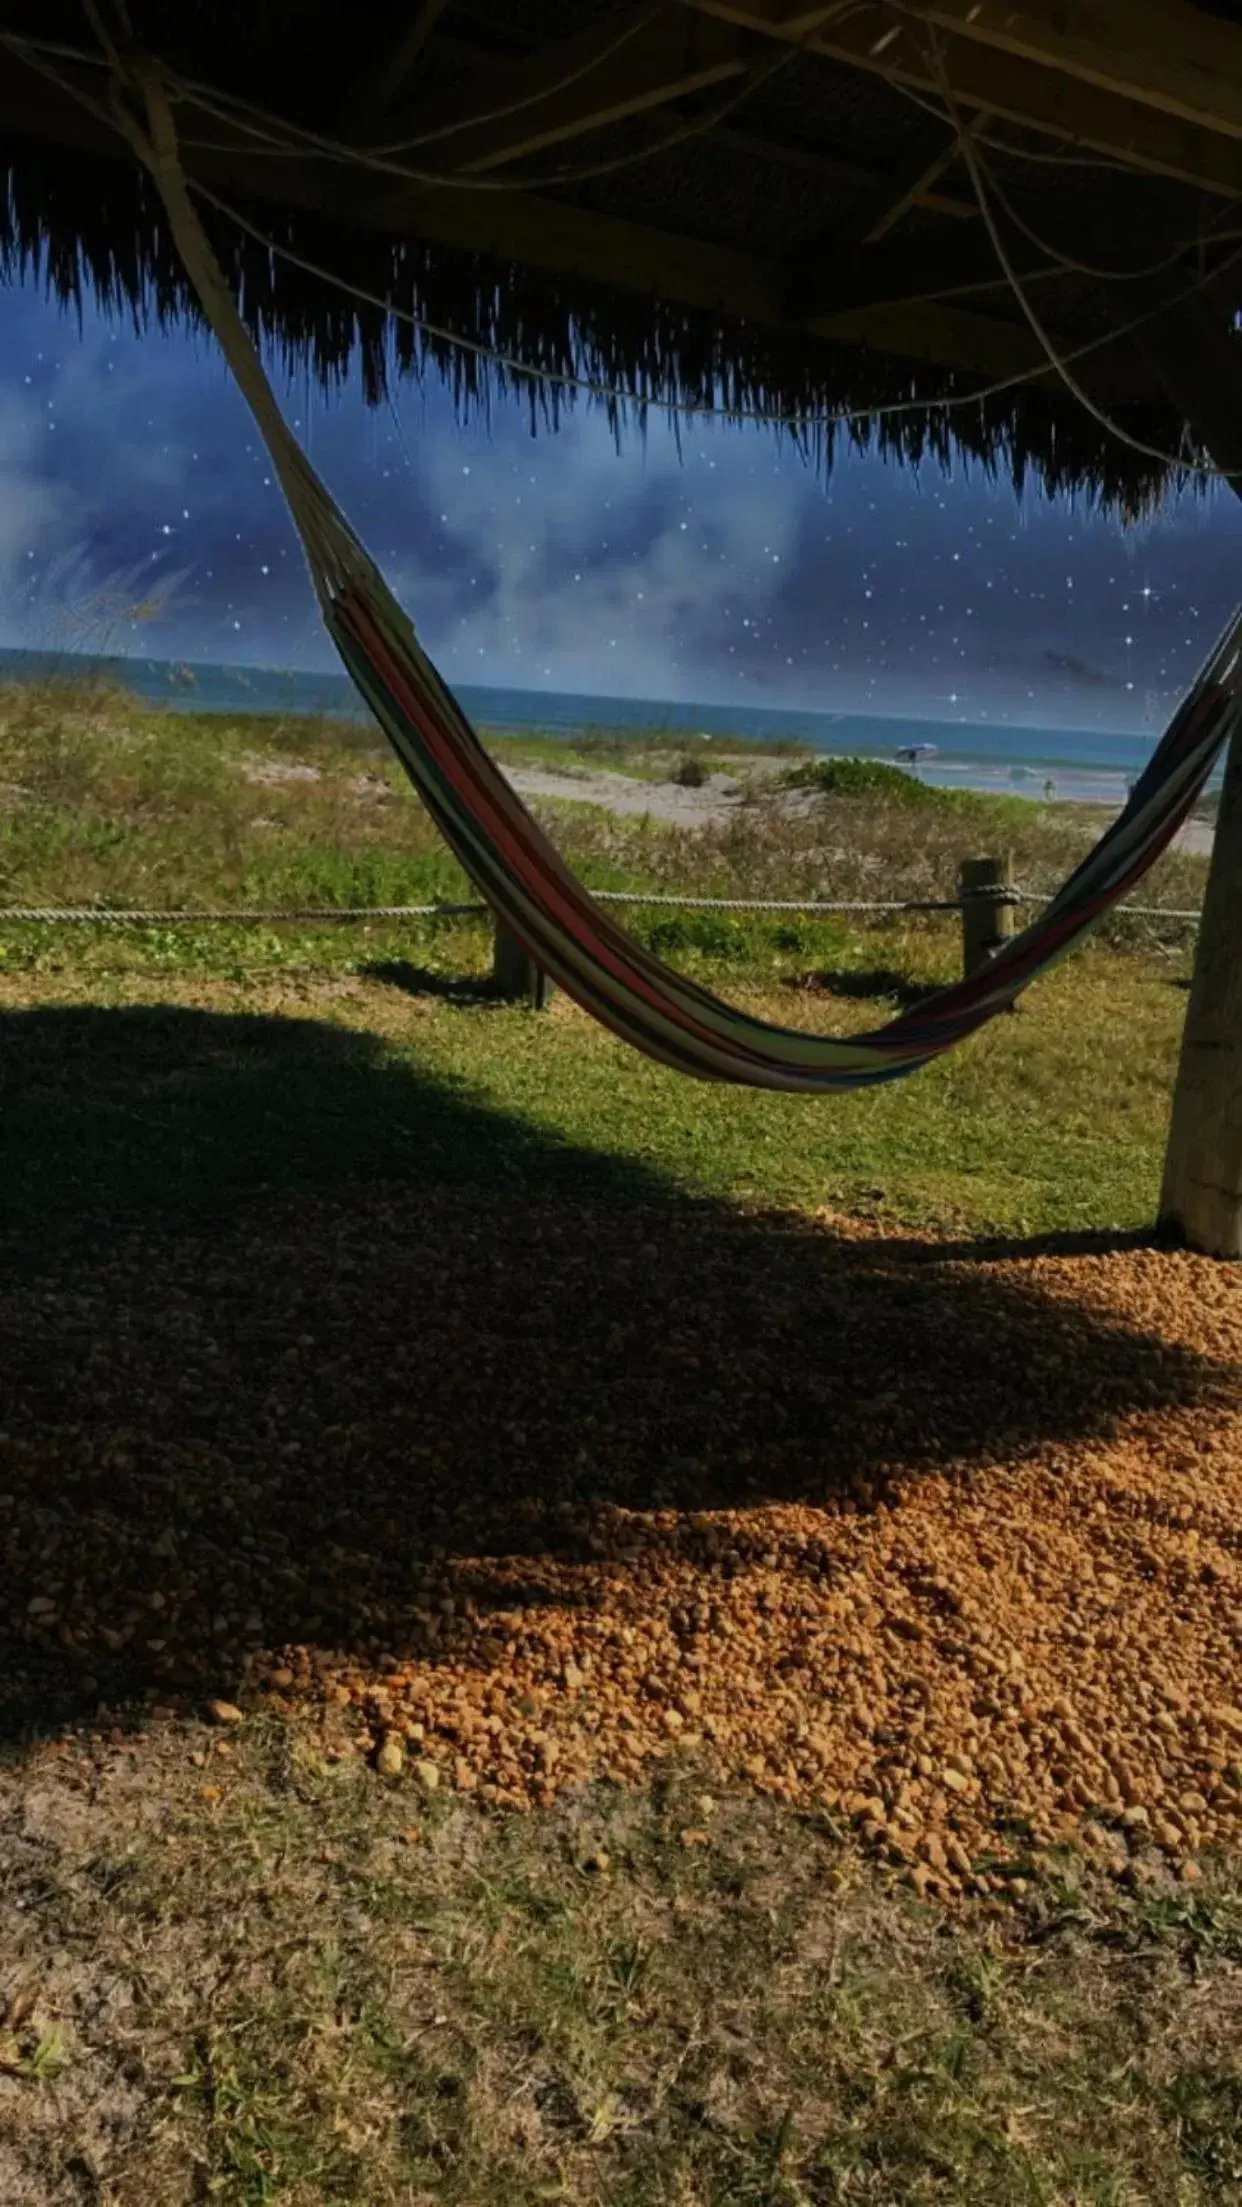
[{"left": 3, "top": 1, "right": 1242, "bottom": 511}]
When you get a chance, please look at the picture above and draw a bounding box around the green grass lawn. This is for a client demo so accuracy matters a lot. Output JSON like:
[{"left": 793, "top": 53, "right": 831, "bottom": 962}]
[
  {"left": 0, "top": 913, "right": 1193, "bottom": 1248},
  {"left": 0, "top": 673, "right": 1203, "bottom": 1246}
]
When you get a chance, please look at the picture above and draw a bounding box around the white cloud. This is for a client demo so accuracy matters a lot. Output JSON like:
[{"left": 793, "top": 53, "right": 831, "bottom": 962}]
[{"left": 389, "top": 408, "right": 804, "bottom": 696}]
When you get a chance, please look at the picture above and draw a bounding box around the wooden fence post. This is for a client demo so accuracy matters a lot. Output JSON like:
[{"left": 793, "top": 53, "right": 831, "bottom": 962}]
[
  {"left": 958, "top": 855, "right": 1016, "bottom": 979},
  {"left": 491, "top": 919, "right": 554, "bottom": 1008}
]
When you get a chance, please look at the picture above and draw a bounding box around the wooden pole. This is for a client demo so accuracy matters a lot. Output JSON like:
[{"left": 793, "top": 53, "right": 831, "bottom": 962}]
[
  {"left": 1130, "top": 292, "right": 1242, "bottom": 1255},
  {"left": 1159, "top": 729, "right": 1242, "bottom": 1256},
  {"left": 958, "top": 854, "right": 1015, "bottom": 978},
  {"left": 491, "top": 920, "right": 554, "bottom": 1008}
]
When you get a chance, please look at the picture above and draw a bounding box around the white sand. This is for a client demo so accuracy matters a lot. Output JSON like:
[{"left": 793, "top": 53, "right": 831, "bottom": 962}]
[
  {"left": 501, "top": 763, "right": 755, "bottom": 828},
  {"left": 1172, "top": 818, "right": 1215, "bottom": 858}
]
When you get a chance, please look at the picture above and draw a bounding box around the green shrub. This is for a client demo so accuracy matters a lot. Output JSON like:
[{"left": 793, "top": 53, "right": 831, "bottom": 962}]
[
  {"left": 782, "top": 756, "right": 944, "bottom": 805},
  {"left": 643, "top": 911, "right": 748, "bottom": 959},
  {"left": 671, "top": 754, "right": 709, "bottom": 789}
]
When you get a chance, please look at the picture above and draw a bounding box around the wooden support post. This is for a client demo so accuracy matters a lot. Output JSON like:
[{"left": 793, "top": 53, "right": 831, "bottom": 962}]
[
  {"left": 1159, "top": 726, "right": 1242, "bottom": 1256},
  {"left": 1129, "top": 291, "right": 1242, "bottom": 1256},
  {"left": 958, "top": 854, "right": 1015, "bottom": 978},
  {"left": 491, "top": 920, "right": 554, "bottom": 1008}
]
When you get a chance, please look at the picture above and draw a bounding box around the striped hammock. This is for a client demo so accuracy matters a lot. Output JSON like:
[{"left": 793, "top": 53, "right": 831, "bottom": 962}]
[{"left": 120, "top": 62, "right": 1242, "bottom": 1094}]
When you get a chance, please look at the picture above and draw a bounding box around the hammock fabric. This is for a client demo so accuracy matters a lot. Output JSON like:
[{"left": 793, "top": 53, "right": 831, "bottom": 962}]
[{"left": 115, "top": 61, "right": 1242, "bottom": 1094}]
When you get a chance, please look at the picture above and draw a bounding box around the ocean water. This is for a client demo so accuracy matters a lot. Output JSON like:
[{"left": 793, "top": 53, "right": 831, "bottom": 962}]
[{"left": 0, "top": 644, "right": 1209, "bottom": 810}]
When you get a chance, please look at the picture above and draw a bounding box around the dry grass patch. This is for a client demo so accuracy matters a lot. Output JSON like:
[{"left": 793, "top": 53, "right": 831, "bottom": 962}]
[{"left": 3, "top": 1730, "right": 1242, "bottom": 2204}]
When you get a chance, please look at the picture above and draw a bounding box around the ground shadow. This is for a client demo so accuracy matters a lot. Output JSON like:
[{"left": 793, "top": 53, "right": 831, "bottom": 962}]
[
  {"left": 0, "top": 1000, "right": 650, "bottom": 1253},
  {"left": 0, "top": 1002, "right": 1233, "bottom": 1749},
  {"left": 359, "top": 958, "right": 502, "bottom": 1006},
  {"left": 790, "top": 965, "right": 939, "bottom": 1011}
]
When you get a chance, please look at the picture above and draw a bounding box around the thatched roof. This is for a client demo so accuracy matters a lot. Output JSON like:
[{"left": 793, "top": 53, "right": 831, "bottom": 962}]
[{"left": 3, "top": 1, "right": 1242, "bottom": 511}]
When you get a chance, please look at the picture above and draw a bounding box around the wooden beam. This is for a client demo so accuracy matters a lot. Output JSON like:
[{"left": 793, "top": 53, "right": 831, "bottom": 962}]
[
  {"left": 792, "top": 229, "right": 1051, "bottom": 325},
  {"left": 360, "top": 170, "right": 781, "bottom": 322},
  {"left": 1127, "top": 291, "right": 1242, "bottom": 1256},
  {"left": 901, "top": 0, "right": 1242, "bottom": 146},
  {"left": 423, "top": 23, "right": 973, "bottom": 213},
  {"left": 807, "top": 297, "right": 1044, "bottom": 378},
  {"left": 342, "top": 0, "right": 453, "bottom": 142},
  {"left": 678, "top": 0, "right": 1242, "bottom": 197},
  {"left": 790, "top": 220, "right": 1205, "bottom": 325},
  {"left": 864, "top": 112, "right": 990, "bottom": 240},
  {"left": 386, "top": 7, "right": 747, "bottom": 175},
  {"left": 426, "top": 39, "right": 974, "bottom": 210}
]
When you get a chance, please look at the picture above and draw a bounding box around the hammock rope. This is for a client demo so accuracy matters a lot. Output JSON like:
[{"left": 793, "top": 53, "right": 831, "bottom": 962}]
[{"left": 104, "top": 54, "right": 1242, "bottom": 1095}]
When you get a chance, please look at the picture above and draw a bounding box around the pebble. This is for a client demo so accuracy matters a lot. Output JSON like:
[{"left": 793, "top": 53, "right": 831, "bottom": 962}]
[
  {"left": 205, "top": 1700, "right": 244, "bottom": 1727},
  {"left": 413, "top": 1759, "right": 440, "bottom": 1794},
  {"left": 375, "top": 1735, "right": 405, "bottom": 1780}
]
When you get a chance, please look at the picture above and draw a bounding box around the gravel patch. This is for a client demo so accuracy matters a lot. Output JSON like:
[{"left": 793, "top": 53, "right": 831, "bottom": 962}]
[{"left": 2, "top": 1189, "right": 1238, "bottom": 1903}]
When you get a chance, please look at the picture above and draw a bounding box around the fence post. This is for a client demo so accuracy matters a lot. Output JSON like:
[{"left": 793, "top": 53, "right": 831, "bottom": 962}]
[
  {"left": 958, "top": 855, "right": 1016, "bottom": 979},
  {"left": 491, "top": 919, "right": 554, "bottom": 1008}
]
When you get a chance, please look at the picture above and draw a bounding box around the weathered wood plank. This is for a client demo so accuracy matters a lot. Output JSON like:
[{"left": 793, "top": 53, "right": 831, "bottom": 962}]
[{"left": 680, "top": 0, "right": 1242, "bottom": 197}]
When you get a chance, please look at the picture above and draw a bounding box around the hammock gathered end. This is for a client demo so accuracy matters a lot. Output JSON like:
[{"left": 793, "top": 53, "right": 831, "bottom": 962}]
[{"left": 106, "top": 54, "right": 1242, "bottom": 1095}]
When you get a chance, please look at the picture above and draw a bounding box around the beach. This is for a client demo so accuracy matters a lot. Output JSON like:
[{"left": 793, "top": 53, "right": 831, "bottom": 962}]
[{"left": 499, "top": 754, "right": 1218, "bottom": 858}]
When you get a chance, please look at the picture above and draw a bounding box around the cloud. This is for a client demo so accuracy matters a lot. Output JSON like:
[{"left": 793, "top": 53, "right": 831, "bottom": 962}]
[{"left": 390, "top": 405, "right": 806, "bottom": 697}]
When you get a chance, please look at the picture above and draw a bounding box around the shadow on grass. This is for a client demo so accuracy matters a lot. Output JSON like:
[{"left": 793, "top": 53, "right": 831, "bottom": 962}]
[
  {"left": 359, "top": 957, "right": 503, "bottom": 1006},
  {"left": 791, "top": 965, "right": 939, "bottom": 1011},
  {"left": 0, "top": 1001, "right": 1232, "bottom": 1750}
]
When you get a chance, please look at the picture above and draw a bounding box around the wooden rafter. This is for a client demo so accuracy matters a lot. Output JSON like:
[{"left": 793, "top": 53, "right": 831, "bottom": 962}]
[
  {"left": 807, "top": 296, "right": 1042, "bottom": 377},
  {"left": 703, "top": 115, "right": 976, "bottom": 220},
  {"left": 863, "top": 112, "right": 990, "bottom": 241},
  {"left": 382, "top": 7, "right": 748, "bottom": 176},
  {"left": 342, "top": 0, "right": 453, "bottom": 142},
  {"left": 678, "top": 0, "right": 1242, "bottom": 198},
  {"left": 789, "top": 224, "right": 1051, "bottom": 322},
  {"left": 899, "top": 0, "right": 1242, "bottom": 145},
  {"left": 424, "top": 46, "right": 980, "bottom": 219}
]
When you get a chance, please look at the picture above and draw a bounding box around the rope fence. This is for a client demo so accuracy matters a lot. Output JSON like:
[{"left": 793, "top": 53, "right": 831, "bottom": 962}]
[
  {"left": 0, "top": 888, "right": 1204, "bottom": 925},
  {"left": 0, "top": 859, "right": 1201, "bottom": 1004}
]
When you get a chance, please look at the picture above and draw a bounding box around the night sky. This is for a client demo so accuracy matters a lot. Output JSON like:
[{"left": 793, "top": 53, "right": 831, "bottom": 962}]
[{"left": 6, "top": 273, "right": 1242, "bottom": 732}]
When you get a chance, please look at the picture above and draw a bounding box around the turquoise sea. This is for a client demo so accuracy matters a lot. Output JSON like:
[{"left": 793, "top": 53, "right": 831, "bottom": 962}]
[{"left": 0, "top": 645, "right": 1214, "bottom": 810}]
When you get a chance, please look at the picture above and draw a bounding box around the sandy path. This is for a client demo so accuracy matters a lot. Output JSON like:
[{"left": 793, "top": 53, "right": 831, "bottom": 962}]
[
  {"left": 502, "top": 762, "right": 755, "bottom": 828},
  {"left": 1173, "top": 818, "right": 1215, "bottom": 858}
]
